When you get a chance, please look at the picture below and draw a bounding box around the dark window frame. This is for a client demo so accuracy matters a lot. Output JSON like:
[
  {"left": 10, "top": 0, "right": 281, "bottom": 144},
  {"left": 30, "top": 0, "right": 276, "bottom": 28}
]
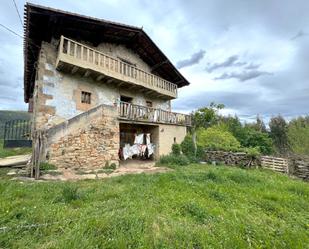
[{"left": 81, "top": 91, "right": 91, "bottom": 104}]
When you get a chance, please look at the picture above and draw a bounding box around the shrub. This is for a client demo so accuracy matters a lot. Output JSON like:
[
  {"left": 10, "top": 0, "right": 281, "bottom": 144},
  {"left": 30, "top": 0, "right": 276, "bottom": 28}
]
[
  {"left": 104, "top": 161, "right": 117, "bottom": 169},
  {"left": 158, "top": 154, "right": 190, "bottom": 166},
  {"left": 197, "top": 126, "right": 241, "bottom": 151},
  {"left": 239, "top": 127, "right": 273, "bottom": 155},
  {"left": 181, "top": 135, "right": 195, "bottom": 157},
  {"left": 171, "top": 143, "right": 181, "bottom": 155}
]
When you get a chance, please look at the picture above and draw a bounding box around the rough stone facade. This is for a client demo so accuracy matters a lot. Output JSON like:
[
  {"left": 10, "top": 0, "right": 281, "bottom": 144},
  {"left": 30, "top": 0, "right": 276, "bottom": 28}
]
[
  {"left": 33, "top": 39, "right": 171, "bottom": 130},
  {"left": 31, "top": 38, "right": 188, "bottom": 170},
  {"left": 46, "top": 105, "right": 119, "bottom": 169}
]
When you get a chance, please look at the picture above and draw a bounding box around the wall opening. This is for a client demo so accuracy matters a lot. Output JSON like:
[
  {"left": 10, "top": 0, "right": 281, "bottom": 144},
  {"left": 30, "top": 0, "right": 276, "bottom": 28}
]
[{"left": 119, "top": 123, "right": 159, "bottom": 162}]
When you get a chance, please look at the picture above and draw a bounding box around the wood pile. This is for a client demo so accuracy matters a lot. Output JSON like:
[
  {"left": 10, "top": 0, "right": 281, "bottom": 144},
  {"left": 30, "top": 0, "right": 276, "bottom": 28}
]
[
  {"left": 204, "top": 151, "right": 259, "bottom": 168},
  {"left": 290, "top": 155, "right": 309, "bottom": 181}
]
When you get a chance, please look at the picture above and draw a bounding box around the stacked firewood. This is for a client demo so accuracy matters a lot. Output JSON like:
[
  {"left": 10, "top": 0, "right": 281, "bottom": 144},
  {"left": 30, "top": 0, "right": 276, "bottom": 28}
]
[
  {"left": 204, "top": 150, "right": 260, "bottom": 168},
  {"left": 289, "top": 155, "right": 309, "bottom": 181}
]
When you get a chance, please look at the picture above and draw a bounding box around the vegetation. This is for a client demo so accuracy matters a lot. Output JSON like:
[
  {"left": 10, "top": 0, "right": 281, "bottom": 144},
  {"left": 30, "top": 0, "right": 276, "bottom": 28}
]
[
  {"left": 158, "top": 154, "right": 190, "bottom": 167},
  {"left": 0, "top": 139, "right": 32, "bottom": 158},
  {"left": 0, "top": 165, "right": 308, "bottom": 248},
  {"left": 171, "top": 143, "right": 181, "bottom": 155},
  {"left": 288, "top": 116, "right": 309, "bottom": 155},
  {"left": 269, "top": 115, "right": 289, "bottom": 155},
  {"left": 40, "top": 162, "right": 57, "bottom": 171},
  {"left": 196, "top": 126, "right": 241, "bottom": 151},
  {"left": 0, "top": 110, "right": 31, "bottom": 139}
]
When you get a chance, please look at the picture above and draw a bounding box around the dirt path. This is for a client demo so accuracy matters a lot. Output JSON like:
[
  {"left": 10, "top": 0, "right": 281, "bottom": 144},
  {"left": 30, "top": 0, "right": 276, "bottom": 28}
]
[{"left": 39, "top": 160, "right": 170, "bottom": 181}]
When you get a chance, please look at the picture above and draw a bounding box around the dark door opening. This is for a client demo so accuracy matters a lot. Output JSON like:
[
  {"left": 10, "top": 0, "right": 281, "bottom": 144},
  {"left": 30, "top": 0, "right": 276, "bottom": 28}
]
[{"left": 120, "top": 95, "right": 133, "bottom": 103}]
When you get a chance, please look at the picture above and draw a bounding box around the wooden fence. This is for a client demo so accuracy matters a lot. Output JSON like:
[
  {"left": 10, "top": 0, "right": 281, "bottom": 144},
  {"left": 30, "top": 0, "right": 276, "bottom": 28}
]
[{"left": 261, "top": 156, "right": 289, "bottom": 173}]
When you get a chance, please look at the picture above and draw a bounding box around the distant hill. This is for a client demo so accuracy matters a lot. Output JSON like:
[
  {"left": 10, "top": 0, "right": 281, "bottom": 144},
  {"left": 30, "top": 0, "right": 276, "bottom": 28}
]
[{"left": 0, "top": 111, "right": 31, "bottom": 138}]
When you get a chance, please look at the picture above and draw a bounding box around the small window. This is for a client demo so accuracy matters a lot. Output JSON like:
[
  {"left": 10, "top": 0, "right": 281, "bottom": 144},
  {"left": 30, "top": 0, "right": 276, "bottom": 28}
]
[
  {"left": 81, "top": 91, "right": 91, "bottom": 104},
  {"left": 146, "top": 101, "right": 153, "bottom": 108}
]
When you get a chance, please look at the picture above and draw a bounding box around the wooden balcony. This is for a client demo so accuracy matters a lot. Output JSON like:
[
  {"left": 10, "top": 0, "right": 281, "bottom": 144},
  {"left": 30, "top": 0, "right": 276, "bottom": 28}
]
[
  {"left": 118, "top": 101, "right": 191, "bottom": 126},
  {"left": 56, "top": 36, "right": 178, "bottom": 99}
]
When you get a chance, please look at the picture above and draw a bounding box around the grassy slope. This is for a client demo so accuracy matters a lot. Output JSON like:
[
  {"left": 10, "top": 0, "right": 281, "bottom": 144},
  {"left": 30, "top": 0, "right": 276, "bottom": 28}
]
[
  {"left": 0, "top": 165, "right": 308, "bottom": 249},
  {"left": 0, "top": 140, "right": 32, "bottom": 158},
  {"left": 0, "top": 110, "right": 31, "bottom": 139}
]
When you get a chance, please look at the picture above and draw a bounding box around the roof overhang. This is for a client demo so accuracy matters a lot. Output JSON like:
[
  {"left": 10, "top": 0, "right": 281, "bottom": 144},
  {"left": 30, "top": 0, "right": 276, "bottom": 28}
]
[{"left": 23, "top": 3, "right": 190, "bottom": 103}]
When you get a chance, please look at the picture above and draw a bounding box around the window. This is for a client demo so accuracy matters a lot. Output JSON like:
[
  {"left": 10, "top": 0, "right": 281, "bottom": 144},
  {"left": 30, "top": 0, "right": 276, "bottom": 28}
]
[
  {"left": 120, "top": 95, "right": 133, "bottom": 103},
  {"left": 81, "top": 91, "right": 91, "bottom": 104},
  {"left": 146, "top": 101, "right": 153, "bottom": 108}
]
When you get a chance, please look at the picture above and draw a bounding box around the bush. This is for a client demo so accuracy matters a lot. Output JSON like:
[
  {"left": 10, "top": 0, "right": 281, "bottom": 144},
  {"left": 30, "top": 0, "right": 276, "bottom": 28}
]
[
  {"left": 104, "top": 161, "right": 117, "bottom": 169},
  {"left": 158, "top": 154, "right": 190, "bottom": 166},
  {"left": 197, "top": 126, "right": 241, "bottom": 151},
  {"left": 239, "top": 127, "right": 273, "bottom": 155},
  {"left": 171, "top": 143, "right": 181, "bottom": 155},
  {"left": 181, "top": 135, "right": 195, "bottom": 157}
]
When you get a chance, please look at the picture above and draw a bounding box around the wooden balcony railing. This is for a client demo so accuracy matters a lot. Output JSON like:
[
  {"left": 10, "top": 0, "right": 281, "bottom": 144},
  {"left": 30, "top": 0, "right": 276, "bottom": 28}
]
[
  {"left": 56, "top": 36, "right": 178, "bottom": 98},
  {"left": 118, "top": 101, "right": 191, "bottom": 126}
]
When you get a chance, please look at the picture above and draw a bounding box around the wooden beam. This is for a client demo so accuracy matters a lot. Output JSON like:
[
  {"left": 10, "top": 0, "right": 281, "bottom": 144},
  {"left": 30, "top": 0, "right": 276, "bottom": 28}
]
[
  {"left": 106, "top": 78, "right": 114, "bottom": 84},
  {"left": 151, "top": 60, "right": 168, "bottom": 72},
  {"left": 71, "top": 66, "right": 78, "bottom": 74},
  {"left": 96, "top": 75, "right": 104, "bottom": 81},
  {"left": 83, "top": 70, "right": 91, "bottom": 77}
]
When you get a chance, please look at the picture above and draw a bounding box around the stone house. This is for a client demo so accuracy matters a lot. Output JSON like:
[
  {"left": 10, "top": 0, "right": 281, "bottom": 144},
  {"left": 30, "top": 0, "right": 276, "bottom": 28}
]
[{"left": 23, "top": 3, "right": 191, "bottom": 172}]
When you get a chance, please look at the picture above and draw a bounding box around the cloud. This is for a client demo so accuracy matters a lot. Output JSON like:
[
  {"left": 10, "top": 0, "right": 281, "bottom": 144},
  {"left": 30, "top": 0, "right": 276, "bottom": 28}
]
[
  {"left": 0, "top": 0, "right": 308, "bottom": 123},
  {"left": 214, "top": 70, "right": 273, "bottom": 82},
  {"left": 291, "top": 30, "right": 309, "bottom": 40},
  {"left": 244, "top": 63, "right": 261, "bottom": 70},
  {"left": 206, "top": 55, "right": 243, "bottom": 72},
  {"left": 176, "top": 49, "right": 206, "bottom": 69}
]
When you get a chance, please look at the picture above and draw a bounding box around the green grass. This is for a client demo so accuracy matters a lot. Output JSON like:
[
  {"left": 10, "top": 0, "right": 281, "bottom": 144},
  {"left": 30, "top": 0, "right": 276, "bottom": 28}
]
[
  {"left": 0, "top": 164, "right": 308, "bottom": 249},
  {"left": 0, "top": 140, "right": 32, "bottom": 158}
]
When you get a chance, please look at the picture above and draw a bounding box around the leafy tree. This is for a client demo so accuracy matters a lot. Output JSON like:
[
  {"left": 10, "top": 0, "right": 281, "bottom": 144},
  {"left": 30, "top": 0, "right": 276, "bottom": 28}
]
[
  {"left": 287, "top": 116, "right": 309, "bottom": 155},
  {"left": 190, "top": 102, "right": 225, "bottom": 156},
  {"left": 196, "top": 126, "right": 241, "bottom": 151},
  {"left": 219, "top": 115, "right": 244, "bottom": 141},
  {"left": 240, "top": 127, "right": 273, "bottom": 155},
  {"left": 269, "top": 115, "right": 289, "bottom": 155},
  {"left": 192, "top": 102, "right": 225, "bottom": 129}
]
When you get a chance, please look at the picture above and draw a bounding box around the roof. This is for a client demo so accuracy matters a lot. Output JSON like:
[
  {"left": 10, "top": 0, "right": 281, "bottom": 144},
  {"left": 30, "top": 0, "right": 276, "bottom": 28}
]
[{"left": 23, "top": 3, "right": 190, "bottom": 103}]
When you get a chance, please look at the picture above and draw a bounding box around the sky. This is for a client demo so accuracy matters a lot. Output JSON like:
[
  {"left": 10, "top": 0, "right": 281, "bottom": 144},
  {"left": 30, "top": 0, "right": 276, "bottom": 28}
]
[{"left": 0, "top": 0, "right": 308, "bottom": 123}]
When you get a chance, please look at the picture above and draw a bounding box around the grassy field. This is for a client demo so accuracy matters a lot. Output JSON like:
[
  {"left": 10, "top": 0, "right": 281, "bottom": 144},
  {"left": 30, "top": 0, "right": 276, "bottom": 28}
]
[
  {"left": 0, "top": 140, "right": 32, "bottom": 158},
  {"left": 0, "top": 164, "right": 308, "bottom": 249}
]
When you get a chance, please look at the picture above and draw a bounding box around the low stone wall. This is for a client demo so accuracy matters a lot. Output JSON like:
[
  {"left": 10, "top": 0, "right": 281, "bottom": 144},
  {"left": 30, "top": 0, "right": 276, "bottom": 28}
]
[
  {"left": 204, "top": 150, "right": 260, "bottom": 168},
  {"left": 43, "top": 104, "right": 119, "bottom": 170}
]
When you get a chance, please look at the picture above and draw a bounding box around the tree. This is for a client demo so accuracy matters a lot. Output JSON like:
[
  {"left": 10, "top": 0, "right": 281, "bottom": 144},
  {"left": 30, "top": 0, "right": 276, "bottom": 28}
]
[
  {"left": 240, "top": 127, "right": 273, "bottom": 155},
  {"left": 196, "top": 126, "right": 241, "bottom": 151},
  {"left": 191, "top": 102, "right": 225, "bottom": 156},
  {"left": 287, "top": 116, "right": 309, "bottom": 155},
  {"left": 192, "top": 102, "right": 225, "bottom": 129},
  {"left": 219, "top": 115, "right": 244, "bottom": 141},
  {"left": 269, "top": 115, "right": 289, "bottom": 155}
]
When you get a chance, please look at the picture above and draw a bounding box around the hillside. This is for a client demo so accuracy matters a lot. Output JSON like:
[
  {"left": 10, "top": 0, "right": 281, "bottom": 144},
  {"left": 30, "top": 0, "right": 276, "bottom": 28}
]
[{"left": 0, "top": 110, "right": 31, "bottom": 138}]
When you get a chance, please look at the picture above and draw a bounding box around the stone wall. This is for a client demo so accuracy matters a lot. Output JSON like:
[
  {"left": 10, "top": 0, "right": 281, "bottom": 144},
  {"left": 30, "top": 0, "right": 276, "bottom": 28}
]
[
  {"left": 33, "top": 39, "right": 171, "bottom": 130},
  {"left": 204, "top": 150, "right": 260, "bottom": 167},
  {"left": 44, "top": 104, "right": 119, "bottom": 170}
]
